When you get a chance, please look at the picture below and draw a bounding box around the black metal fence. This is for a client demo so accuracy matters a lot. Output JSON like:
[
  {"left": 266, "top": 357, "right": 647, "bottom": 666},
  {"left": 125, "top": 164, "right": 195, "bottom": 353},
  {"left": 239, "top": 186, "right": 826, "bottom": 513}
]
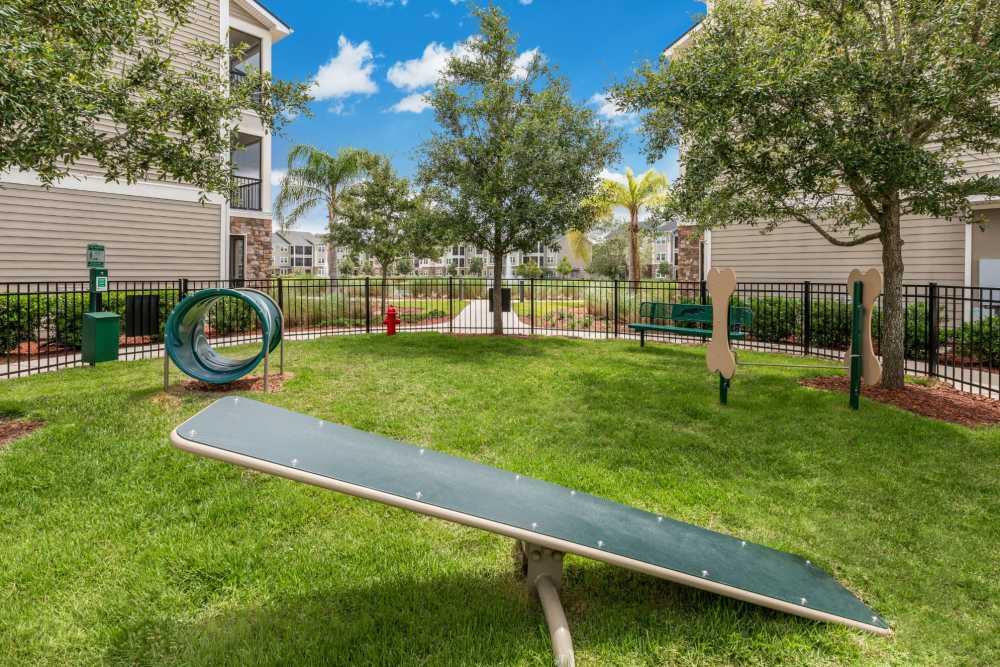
[{"left": 3, "top": 277, "right": 1000, "bottom": 397}]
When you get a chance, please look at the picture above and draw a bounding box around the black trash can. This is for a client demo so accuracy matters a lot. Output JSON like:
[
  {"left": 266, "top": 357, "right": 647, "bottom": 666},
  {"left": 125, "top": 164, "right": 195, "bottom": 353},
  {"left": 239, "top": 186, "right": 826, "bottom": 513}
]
[
  {"left": 125, "top": 294, "right": 161, "bottom": 336},
  {"left": 488, "top": 288, "right": 512, "bottom": 313}
]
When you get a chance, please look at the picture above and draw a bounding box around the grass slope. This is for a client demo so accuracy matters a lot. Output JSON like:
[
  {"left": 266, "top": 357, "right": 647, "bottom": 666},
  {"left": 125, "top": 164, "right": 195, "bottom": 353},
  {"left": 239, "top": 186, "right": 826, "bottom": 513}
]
[{"left": 0, "top": 334, "right": 997, "bottom": 666}]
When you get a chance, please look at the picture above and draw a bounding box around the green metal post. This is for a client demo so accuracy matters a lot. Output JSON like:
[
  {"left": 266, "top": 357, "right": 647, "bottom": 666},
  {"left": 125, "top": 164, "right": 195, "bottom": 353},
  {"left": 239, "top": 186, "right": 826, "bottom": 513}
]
[
  {"left": 849, "top": 281, "right": 863, "bottom": 410},
  {"left": 719, "top": 373, "right": 729, "bottom": 405}
]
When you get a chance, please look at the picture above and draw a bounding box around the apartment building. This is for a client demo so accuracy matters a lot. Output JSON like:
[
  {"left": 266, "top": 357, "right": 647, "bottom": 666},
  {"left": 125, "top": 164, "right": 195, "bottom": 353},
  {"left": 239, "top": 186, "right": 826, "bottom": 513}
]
[
  {"left": 415, "top": 234, "right": 591, "bottom": 278},
  {"left": 271, "top": 231, "right": 329, "bottom": 277},
  {"left": 664, "top": 3, "right": 1000, "bottom": 286},
  {"left": 0, "top": 1, "right": 291, "bottom": 282}
]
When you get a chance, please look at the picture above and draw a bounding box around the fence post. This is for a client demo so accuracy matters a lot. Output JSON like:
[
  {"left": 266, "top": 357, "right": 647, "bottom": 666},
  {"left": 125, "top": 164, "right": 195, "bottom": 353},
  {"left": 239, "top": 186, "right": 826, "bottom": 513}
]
[
  {"left": 448, "top": 276, "right": 454, "bottom": 334},
  {"left": 700, "top": 280, "right": 708, "bottom": 305},
  {"left": 613, "top": 280, "right": 620, "bottom": 338},
  {"left": 365, "top": 277, "right": 371, "bottom": 334},
  {"left": 803, "top": 280, "right": 812, "bottom": 356},
  {"left": 277, "top": 277, "right": 284, "bottom": 311},
  {"left": 928, "top": 282, "right": 939, "bottom": 377},
  {"left": 530, "top": 278, "right": 536, "bottom": 336},
  {"left": 180, "top": 278, "right": 189, "bottom": 299}
]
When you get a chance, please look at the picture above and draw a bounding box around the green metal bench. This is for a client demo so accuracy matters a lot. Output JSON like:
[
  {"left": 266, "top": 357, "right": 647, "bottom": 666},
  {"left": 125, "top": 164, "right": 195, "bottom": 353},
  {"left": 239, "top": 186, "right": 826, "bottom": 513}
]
[{"left": 628, "top": 302, "right": 753, "bottom": 346}]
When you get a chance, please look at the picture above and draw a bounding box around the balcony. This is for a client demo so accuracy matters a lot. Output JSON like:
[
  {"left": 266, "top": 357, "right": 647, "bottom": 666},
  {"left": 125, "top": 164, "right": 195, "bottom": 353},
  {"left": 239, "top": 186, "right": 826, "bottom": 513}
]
[
  {"left": 229, "top": 69, "right": 261, "bottom": 105},
  {"left": 232, "top": 175, "right": 262, "bottom": 211},
  {"left": 230, "top": 29, "right": 263, "bottom": 107}
]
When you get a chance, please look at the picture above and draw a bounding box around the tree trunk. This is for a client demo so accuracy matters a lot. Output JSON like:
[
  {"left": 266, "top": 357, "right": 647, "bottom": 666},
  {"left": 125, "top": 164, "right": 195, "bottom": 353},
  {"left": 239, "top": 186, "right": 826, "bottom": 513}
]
[
  {"left": 492, "top": 250, "right": 504, "bottom": 335},
  {"left": 327, "top": 202, "right": 338, "bottom": 278},
  {"left": 628, "top": 209, "right": 641, "bottom": 292},
  {"left": 880, "top": 207, "right": 905, "bottom": 389}
]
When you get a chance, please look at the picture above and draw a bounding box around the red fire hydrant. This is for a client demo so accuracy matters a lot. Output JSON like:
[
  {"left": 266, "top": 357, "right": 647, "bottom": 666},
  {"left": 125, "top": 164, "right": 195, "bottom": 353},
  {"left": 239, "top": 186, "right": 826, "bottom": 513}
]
[{"left": 384, "top": 305, "right": 400, "bottom": 336}]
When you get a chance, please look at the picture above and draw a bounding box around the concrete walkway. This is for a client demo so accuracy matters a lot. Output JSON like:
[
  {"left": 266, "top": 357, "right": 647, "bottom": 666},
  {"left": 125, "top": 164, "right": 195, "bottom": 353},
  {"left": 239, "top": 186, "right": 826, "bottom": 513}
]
[{"left": 450, "top": 299, "right": 524, "bottom": 332}]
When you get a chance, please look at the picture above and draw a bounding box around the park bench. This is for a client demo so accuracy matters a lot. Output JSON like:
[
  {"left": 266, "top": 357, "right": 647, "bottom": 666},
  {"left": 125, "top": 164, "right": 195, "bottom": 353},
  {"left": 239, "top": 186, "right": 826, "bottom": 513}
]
[{"left": 629, "top": 302, "right": 753, "bottom": 346}]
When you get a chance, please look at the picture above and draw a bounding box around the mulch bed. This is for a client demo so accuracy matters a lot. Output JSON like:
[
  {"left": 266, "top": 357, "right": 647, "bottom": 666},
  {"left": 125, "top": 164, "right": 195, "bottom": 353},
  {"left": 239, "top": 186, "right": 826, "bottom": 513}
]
[
  {"left": 179, "top": 372, "right": 294, "bottom": 394},
  {"left": 0, "top": 419, "right": 44, "bottom": 449},
  {"left": 801, "top": 375, "right": 1000, "bottom": 428}
]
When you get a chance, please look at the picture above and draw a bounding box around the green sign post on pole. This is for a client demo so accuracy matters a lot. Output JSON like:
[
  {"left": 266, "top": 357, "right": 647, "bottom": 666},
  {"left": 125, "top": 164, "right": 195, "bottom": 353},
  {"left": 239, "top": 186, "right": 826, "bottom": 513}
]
[
  {"left": 849, "top": 281, "right": 864, "bottom": 411},
  {"left": 82, "top": 244, "right": 119, "bottom": 365}
]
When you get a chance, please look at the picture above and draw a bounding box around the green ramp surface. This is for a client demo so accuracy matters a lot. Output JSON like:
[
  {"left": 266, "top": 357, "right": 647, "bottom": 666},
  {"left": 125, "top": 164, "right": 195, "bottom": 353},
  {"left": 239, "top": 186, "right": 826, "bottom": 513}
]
[{"left": 171, "top": 397, "right": 889, "bottom": 635}]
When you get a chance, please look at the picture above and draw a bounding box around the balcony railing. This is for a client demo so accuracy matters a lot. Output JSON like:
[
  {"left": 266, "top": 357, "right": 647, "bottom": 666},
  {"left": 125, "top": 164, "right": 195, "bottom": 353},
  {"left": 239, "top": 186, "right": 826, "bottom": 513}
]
[
  {"left": 232, "top": 176, "right": 262, "bottom": 211},
  {"left": 229, "top": 69, "right": 262, "bottom": 104}
]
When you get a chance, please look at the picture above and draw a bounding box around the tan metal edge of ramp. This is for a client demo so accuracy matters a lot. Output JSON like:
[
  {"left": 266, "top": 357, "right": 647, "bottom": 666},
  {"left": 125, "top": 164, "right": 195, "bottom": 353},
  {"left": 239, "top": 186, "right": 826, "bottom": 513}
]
[{"left": 169, "top": 426, "right": 892, "bottom": 637}]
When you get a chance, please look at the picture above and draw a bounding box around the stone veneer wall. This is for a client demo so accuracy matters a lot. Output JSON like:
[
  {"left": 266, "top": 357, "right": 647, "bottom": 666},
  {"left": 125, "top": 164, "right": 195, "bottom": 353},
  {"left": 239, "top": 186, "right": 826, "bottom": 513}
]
[
  {"left": 230, "top": 216, "right": 273, "bottom": 280},
  {"left": 675, "top": 225, "right": 703, "bottom": 282}
]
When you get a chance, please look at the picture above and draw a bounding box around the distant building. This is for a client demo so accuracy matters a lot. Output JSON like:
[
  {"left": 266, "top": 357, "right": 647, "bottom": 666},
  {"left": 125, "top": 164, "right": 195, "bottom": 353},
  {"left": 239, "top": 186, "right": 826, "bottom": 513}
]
[
  {"left": 414, "top": 233, "right": 591, "bottom": 278},
  {"left": 271, "top": 230, "right": 329, "bottom": 277}
]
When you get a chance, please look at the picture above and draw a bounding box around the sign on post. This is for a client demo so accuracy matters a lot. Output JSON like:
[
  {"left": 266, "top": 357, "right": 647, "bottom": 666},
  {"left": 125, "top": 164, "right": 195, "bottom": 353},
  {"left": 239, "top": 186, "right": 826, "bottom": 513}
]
[{"left": 86, "top": 243, "right": 106, "bottom": 269}]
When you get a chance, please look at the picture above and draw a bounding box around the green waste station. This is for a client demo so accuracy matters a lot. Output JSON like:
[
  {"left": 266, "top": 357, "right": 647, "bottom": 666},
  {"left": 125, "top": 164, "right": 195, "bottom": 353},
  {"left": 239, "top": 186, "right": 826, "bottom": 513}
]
[{"left": 82, "top": 243, "right": 119, "bottom": 365}]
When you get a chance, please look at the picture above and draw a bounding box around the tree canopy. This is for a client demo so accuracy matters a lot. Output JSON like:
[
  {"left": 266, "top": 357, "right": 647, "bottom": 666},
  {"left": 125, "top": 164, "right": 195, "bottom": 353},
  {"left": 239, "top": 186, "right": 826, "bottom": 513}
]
[
  {"left": 614, "top": 0, "right": 1000, "bottom": 386},
  {"left": 418, "top": 5, "right": 620, "bottom": 333},
  {"left": 1, "top": 0, "right": 311, "bottom": 196},
  {"left": 332, "top": 155, "right": 439, "bottom": 313},
  {"left": 588, "top": 230, "right": 629, "bottom": 280}
]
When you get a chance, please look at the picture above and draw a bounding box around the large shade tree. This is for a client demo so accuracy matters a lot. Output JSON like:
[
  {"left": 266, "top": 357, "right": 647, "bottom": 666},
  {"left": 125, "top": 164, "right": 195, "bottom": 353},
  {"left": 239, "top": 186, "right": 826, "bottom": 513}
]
[
  {"left": 615, "top": 0, "right": 1000, "bottom": 388},
  {"left": 418, "top": 5, "right": 620, "bottom": 334},
  {"left": 274, "top": 146, "right": 373, "bottom": 274},
  {"left": 1, "top": 0, "right": 310, "bottom": 195},
  {"left": 332, "top": 155, "right": 439, "bottom": 317},
  {"left": 591, "top": 168, "right": 670, "bottom": 288}
]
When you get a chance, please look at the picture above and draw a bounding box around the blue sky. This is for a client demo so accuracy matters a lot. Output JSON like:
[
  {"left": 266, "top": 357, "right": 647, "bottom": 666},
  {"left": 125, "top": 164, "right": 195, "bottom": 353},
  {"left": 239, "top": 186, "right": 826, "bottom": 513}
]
[{"left": 267, "top": 0, "right": 705, "bottom": 232}]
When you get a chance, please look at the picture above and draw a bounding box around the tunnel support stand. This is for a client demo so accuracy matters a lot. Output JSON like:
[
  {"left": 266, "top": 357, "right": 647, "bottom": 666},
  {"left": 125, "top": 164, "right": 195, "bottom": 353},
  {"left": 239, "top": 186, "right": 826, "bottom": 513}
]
[{"left": 519, "top": 541, "right": 574, "bottom": 667}]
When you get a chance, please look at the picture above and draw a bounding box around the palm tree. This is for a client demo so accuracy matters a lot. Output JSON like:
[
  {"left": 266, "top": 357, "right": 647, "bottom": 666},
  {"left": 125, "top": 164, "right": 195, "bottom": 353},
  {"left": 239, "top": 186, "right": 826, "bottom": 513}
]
[
  {"left": 273, "top": 145, "right": 371, "bottom": 275},
  {"left": 565, "top": 230, "right": 592, "bottom": 266},
  {"left": 591, "top": 168, "right": 669, "bottom": 287}
]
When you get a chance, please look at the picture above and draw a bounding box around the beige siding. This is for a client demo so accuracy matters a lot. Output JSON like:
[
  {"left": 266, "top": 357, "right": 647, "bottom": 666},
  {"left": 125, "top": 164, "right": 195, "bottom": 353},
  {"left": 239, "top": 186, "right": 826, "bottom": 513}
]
[
  {"left": 0, "top": 184, "right": 221, "bottom": 282},
  {"left": 710, "top": 215, "right": 966, "bottom": 284},
  {"left": 68, "top": 1, "right": 221, "bottom": 178},
  {"left": 230, "top": 1, "right": 268, "bottom": 28},
  {"left": 959, "top": 148, "right": 1000, "bottom": 178}
]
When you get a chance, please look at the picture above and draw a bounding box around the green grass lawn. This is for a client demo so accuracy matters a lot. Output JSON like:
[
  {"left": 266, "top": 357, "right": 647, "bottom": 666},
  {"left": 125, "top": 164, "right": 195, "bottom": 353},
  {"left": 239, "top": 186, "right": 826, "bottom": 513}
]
[
  {"left": 1, "top": 334, "right": 998, "bottom": 666},
  {"left": 512, "top": 299, "right": 585, "bottom": 319}
]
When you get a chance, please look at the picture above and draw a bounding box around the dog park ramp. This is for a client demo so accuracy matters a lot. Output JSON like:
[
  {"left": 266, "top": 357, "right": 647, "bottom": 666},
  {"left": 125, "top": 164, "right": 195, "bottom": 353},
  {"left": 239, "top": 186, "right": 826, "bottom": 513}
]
[{"left": 171, "top": 397, "right": 890, "bottom": 636}]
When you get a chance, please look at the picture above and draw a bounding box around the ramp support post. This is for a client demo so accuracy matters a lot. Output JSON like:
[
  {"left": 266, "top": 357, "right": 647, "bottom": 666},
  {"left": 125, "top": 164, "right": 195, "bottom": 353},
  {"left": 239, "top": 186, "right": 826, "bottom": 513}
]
[
  {"left": 519, "top": 541, "right": 574, "bottom": 667},
  {"left": 163, "top": 352, "right": 170, "bottom": 391}
]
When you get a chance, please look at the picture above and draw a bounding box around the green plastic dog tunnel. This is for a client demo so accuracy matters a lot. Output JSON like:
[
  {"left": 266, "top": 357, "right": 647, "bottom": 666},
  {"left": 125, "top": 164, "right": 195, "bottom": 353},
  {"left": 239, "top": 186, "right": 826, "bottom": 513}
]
[{"left": 165, "top": 288, "right": 283, "bottom": 385}]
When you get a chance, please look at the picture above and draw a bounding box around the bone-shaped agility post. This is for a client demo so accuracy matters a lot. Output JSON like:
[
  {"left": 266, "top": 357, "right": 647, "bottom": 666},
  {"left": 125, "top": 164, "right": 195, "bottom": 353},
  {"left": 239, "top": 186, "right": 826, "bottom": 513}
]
[
  {"left": 706, "top": 268, "right": 738, "bottom": 404},
  {"left": 171, "top": 397, "right": 889, "bottom": 666},
  {"left": 845, "top": 269, "right": 883, "bottom": 390}
]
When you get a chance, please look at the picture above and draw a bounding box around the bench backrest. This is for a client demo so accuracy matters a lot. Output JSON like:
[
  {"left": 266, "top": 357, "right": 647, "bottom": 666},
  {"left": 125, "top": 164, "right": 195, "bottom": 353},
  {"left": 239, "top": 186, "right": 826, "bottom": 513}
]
[{"left": 639, "top": 302, "right": 753, "bottom": 330}]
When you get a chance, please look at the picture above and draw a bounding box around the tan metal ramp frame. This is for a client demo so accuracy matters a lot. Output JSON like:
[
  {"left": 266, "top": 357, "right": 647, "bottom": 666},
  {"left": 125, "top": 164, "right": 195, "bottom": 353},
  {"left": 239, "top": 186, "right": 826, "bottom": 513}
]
[{"left": 171, "top": 398, "right": 891, "bottom": 666}]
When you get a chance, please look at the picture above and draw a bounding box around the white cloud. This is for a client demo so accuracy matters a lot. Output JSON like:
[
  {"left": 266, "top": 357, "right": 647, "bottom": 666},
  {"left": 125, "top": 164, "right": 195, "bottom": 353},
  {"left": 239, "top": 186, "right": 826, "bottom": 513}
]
[
  {"left": 589, "top": 93, "right": 628, "bottom": 119},
  {"left": 387, "top": 42, "right": 457, "bottom": 91},
  {"left": 353, "top": 0, "right": 408, "bottom": 5},
  {"left": 387, "top": 39, "right": 542, "bottom": 91},
  {"left": 513, "top": 47, "right": 542, "bottom": 79},
  {"left": 425, "top": 10, "right": 440, "bottom": 19},
  {"left": 390, "top": 92, "right": 432, "bottom": 113},
  {"left": 598, "top": 168, "right": 628, "bottom": 185},
  {"left": 270, "top": 169, "right": 287, "bottom": 187},
  {"left": 519, "top": 0, "right": 534, "bottom": 4},
  {"left": 310, "top": 35, "right": 378, "bottom": 101}
]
